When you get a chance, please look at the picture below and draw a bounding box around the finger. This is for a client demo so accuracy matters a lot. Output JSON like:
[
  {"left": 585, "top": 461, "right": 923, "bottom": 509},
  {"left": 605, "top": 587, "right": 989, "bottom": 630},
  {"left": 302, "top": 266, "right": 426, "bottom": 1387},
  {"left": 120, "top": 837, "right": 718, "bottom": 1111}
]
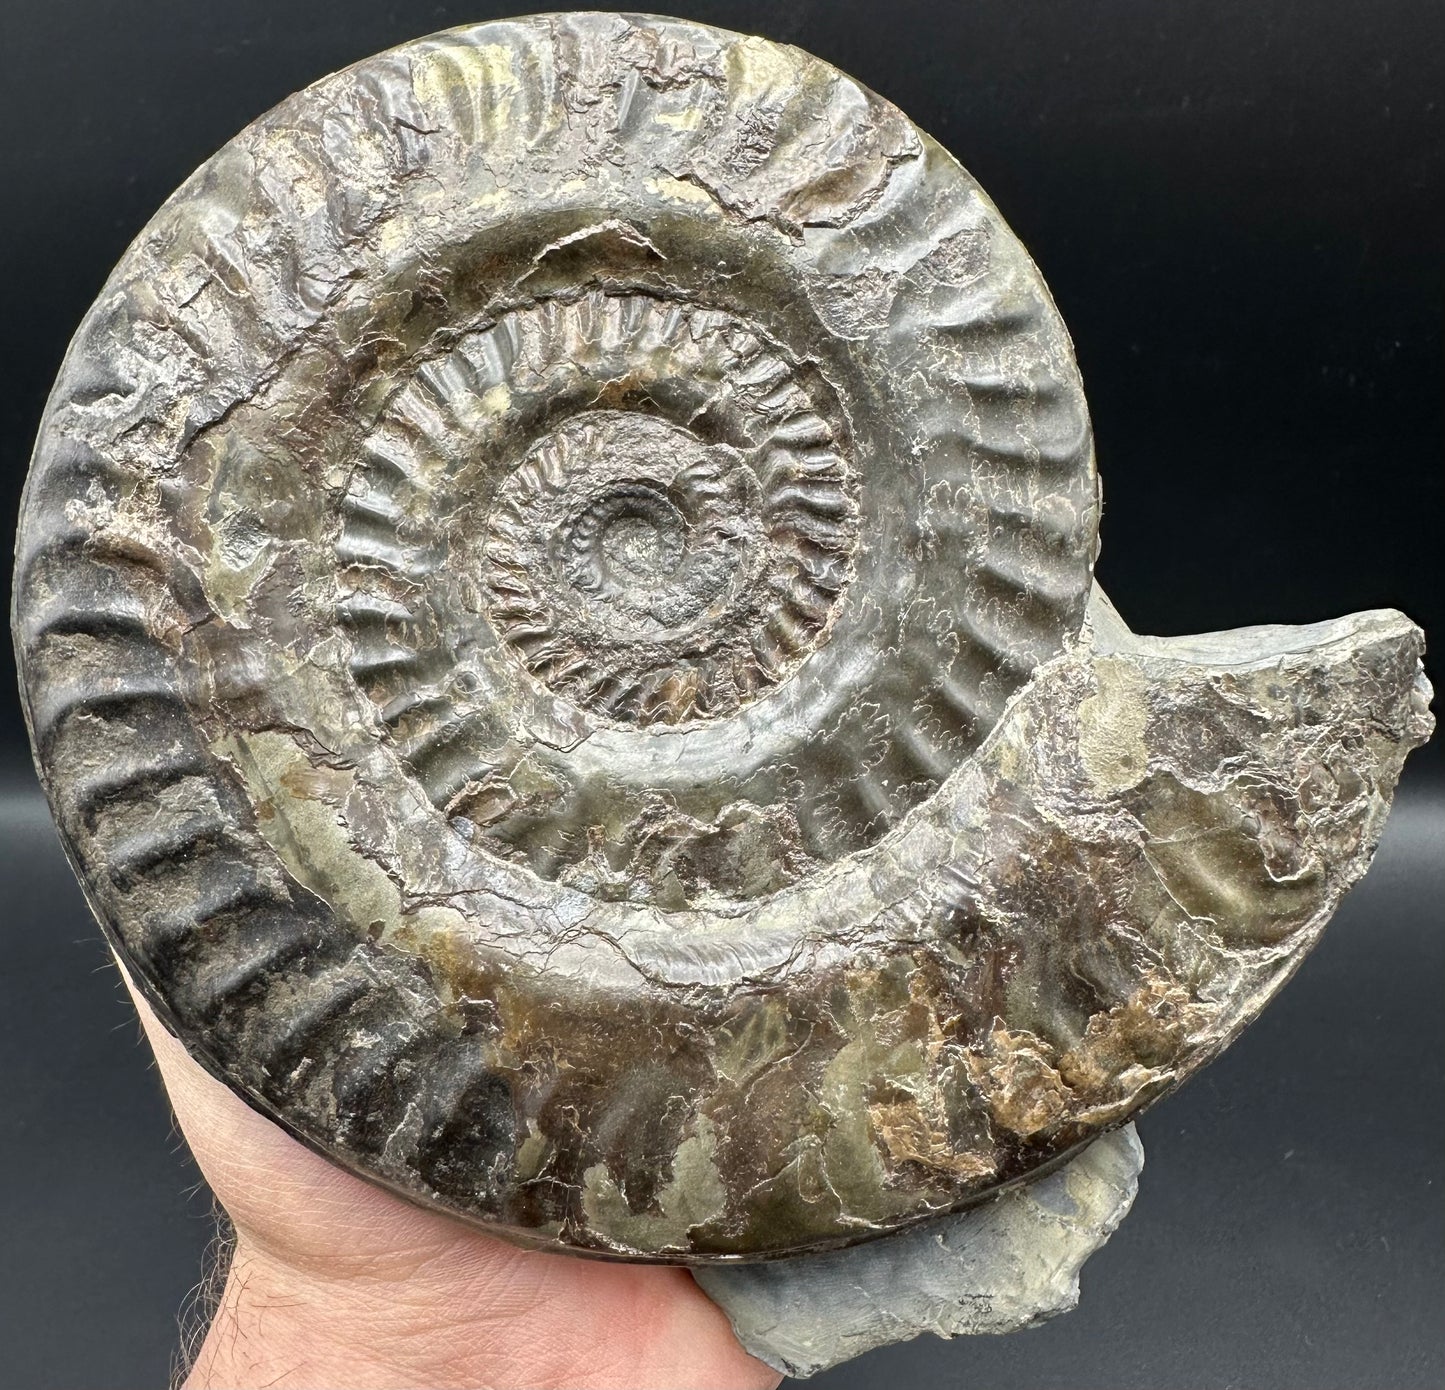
[{"left": 119, "top": 958, "right": 781, "bottom": 1388}]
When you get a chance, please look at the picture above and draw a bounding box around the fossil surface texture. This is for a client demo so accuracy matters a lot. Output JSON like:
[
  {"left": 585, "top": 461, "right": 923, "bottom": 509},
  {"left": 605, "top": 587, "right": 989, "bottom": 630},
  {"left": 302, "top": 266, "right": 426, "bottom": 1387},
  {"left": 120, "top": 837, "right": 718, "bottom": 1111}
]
[{"left": 12, "top": 12, "right": 1433, "bottom": 1263}]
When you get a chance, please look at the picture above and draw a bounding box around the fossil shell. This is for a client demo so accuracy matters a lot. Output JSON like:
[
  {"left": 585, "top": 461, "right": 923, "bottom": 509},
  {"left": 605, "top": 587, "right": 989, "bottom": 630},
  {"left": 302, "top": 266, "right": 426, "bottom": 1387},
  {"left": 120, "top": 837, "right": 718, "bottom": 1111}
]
[{"left": 12, "top": 14, "right": 1429, "bottom": 1262}]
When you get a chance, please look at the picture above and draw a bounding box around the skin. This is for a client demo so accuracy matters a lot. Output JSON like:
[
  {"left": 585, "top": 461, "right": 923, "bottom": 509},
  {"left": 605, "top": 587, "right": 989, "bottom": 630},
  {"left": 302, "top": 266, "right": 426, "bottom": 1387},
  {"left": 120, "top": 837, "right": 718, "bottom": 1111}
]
[{"left": 124, "top": 974, "right": 781, "bottom": 1390}]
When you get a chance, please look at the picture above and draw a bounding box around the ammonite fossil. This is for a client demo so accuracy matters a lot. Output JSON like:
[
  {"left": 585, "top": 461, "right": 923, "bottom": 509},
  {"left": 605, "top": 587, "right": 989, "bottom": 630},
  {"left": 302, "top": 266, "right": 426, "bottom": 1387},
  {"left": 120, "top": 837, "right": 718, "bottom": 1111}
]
[{"left": 12, "top": 13, "right": 1431, "bottom": 1263}]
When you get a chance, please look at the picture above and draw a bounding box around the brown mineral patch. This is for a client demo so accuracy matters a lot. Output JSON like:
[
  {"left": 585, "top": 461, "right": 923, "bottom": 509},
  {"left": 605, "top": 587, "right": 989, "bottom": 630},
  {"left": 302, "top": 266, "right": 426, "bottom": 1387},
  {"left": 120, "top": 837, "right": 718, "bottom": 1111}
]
[
  {"left": 964, "top": 1022, "right": 1071, "bottom": 1140},
  {"left": 869, "top": 1097, "right": 997, "bottom": 1182},
  {"left": 1059, "top": 976, "right": 1209, "bottom": 1098}
]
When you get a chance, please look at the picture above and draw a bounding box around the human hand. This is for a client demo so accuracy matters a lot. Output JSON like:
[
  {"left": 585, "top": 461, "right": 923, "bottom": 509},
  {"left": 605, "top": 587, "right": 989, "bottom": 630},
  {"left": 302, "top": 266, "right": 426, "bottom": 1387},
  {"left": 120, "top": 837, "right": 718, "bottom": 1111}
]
[{"left": 125, "top": 973, "right": 782, "bottom": 1390}]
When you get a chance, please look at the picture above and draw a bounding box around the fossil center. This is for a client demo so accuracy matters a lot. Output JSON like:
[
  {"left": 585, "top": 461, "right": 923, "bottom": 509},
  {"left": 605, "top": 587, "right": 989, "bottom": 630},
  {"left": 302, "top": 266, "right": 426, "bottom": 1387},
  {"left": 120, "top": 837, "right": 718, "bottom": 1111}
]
[
  {"left": 545, "top": 416, "right": 749, "bottom": 641},
  {"left": 481, "top": 402, "right": 850, "bottom": 725}
]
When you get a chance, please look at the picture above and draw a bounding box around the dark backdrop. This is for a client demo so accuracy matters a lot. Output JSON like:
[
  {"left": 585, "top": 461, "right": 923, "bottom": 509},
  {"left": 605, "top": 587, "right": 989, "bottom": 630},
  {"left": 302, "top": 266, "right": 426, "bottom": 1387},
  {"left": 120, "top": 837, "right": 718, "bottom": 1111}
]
[{"left": 1, "top": 3, "right": 1440, "bottom": 1387}]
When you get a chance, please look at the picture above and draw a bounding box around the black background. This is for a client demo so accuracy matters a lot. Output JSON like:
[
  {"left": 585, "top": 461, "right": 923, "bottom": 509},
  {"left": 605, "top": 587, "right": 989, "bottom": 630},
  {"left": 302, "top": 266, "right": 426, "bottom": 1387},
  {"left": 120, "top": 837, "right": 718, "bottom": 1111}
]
[{"left": 1, "top": 2, "right": 1441, "bottom": 1387}]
